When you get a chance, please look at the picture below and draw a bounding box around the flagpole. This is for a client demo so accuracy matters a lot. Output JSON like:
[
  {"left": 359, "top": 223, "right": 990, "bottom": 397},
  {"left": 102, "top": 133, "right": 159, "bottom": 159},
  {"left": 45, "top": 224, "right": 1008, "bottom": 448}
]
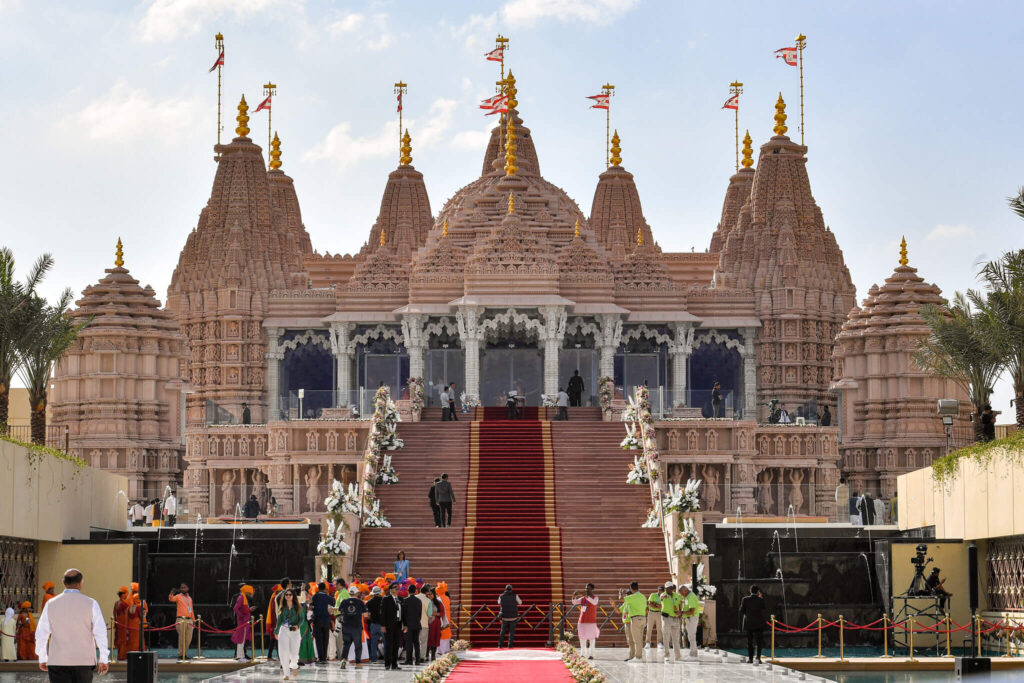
[
  {"left": 729, "top": 81, "right": 743, "bottom": 171},
  {"left": 263, "top": 82, "right": 277, "bottom": 162},
  {"left": 796, "top": 33, "right": 806, "bottom": 144},
  {"left": 495, "top": 35, "right": 509, "bottom": 163},
  {"left": 394, "top": 81, "right": 407, "bottom": 162},
  {"left": 215, "top": 33, "right": 224, "bottom": 144},
  {"left": 602, "top": 83, "right": 615, "bottom": 168}
]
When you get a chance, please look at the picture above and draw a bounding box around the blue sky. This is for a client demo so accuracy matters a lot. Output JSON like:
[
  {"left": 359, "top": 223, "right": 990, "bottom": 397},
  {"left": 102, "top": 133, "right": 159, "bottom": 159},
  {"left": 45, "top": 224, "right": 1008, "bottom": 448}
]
[{"left": 2, "top": 0, "right": 1022, "bottom": 413}]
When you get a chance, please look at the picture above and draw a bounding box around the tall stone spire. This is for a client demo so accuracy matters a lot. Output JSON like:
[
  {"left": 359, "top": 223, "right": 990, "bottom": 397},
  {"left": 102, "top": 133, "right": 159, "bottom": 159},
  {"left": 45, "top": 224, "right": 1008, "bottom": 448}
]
[
  {"left": 362, "top": 127, "right": 433, "bottom": 259},
  {"left": 709, "top": 130, "right": 756, "bottom": 252},
  {"left": 588, "top": 128, "right": 653, "bottom": 257},
  {"left": 168, "top": 99, "right": 311, "bottom": 425},
  {"left": 714, "top": 97, "right": 855, "bottom": 417},
  {"left": 267, "top": 131, "right": 314, "bottom": 258},
  {"left": 480, "top": 72, "right": 541, "bottom": 176}
]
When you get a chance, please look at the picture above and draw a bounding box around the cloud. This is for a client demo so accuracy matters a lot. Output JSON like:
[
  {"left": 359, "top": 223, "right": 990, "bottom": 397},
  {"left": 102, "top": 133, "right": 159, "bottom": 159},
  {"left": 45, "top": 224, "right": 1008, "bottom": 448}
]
[
  {"left": 138, "top": 0, "right": 298, "bottom": 43},
  {"left": 451, "top": 126, "right": 493, "bottom": 151},
  {"left": 327, "top": 12, "right": 364, "bottom": 35},
  {"left": 304, "top": 98, "right": 457, "bottom": 169},
  {"left": 926, "top": 224, "right": 975, "bottom": 241},
  {"left": 501, "top": 0, "right": 639, "bottom": 26},
  {"left": 57, "top": 80, "right": 203, "bottom": 144},
  {"left": 325, "top": 11, "right": 393, "bottom": 51}
]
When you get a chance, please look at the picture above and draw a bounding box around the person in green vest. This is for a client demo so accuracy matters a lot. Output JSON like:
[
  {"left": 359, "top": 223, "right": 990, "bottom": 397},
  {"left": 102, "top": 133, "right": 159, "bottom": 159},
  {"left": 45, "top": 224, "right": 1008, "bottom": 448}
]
[
  {"left": 649, "top": 581, "right": 683, "bottom": 662},
  {"left": 645, "top": 586, "right": 665, "bottom": 651},
  {"left": 679, "top": 584, "right": 700, "bottom": 659},
  {"left": 620, "top": 582, "right": 648, "bottom": 662},
  {"left": 330, "top": 577, "right": 351, "bottom": 660}
]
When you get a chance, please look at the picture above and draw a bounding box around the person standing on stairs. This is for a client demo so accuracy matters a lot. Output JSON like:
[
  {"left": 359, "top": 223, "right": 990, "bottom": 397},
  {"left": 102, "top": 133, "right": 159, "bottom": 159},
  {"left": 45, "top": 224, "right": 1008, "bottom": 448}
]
[
  {"left": 447, "top": 383, "right": 459, "bottom": 421},
  {"left": 401, "top": 584, "right": 423, "bottom": 665},
  {"left": 429, "top": 478, "right": 442, "bottom": 527},
  {"left": 621, "top": 582, "right": 648, "bottom": 662},
  {"left": 556, "top": 387, "right": 570, "bottom": 421},
  {"left": 568, "top": 370, "right": 585, "bottom": 407},
  {"left": 497, "top": 585, "right": 522, "bottom": 649},
  {"left": 572, "top": 584, "right": 600, "bottom": 659},
  {"left": 394, "top": 552, "right": 410, "bottom": 582},
  {"left": 435, "top": 474, "right": 455, "bottom": 528},
  {"left": 439, "top": 386, "right": 450, "bottom": 421},
  {"left": 381, "top": 583, "right": 403, "bottom": 671}
]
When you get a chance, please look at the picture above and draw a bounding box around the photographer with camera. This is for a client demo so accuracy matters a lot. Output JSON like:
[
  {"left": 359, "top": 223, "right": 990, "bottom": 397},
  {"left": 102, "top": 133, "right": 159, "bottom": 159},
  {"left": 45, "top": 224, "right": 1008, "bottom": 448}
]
[{"left": 926, "top": 567, "right": 953, "bottom": 611}]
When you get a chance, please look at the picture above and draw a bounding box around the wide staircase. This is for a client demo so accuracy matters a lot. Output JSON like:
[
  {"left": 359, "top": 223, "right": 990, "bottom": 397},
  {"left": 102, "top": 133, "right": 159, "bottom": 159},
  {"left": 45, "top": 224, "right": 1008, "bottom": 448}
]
[{"left": 354, "top": 410, "right": 668, "bottom": 647}]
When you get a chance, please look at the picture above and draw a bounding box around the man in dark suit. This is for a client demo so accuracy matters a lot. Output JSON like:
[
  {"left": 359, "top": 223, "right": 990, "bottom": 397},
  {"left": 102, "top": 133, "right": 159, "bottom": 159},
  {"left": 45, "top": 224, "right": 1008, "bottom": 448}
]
[
  {"left": 310, "top": 582, "right": 333, "bottom": 663},
  {"left": 739, "top": 585, "right": 767, "bottom": 664},
  {"left": 380, "top": 583, "right": 404, "bottom": 671},
  {"left": 435, "top": 473, "right": 455, "bottom": 528},
  {"left": 568, "top": 370, "right": 585, "bottom": 407},
  {"left": 428, "top": 478, "right": 441, "bottom": 528},
  {"left": 402, "top": 585, "right": 423, "bottom": 665}
]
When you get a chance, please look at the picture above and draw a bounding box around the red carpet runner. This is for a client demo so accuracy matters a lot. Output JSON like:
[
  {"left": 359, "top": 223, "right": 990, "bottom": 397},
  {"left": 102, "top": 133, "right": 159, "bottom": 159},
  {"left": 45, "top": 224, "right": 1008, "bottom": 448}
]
[
  {"left": 445, "top": 659, "right": 573, "bottom": 682},
  {"left": 459, "top": 415, "right": 563, "bottom": 646}
]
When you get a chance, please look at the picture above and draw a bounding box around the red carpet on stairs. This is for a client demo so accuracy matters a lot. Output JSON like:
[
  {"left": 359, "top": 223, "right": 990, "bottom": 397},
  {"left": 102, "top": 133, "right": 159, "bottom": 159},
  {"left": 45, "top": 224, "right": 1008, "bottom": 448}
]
[
  {"left": 445, "top": 659, "right": 573, "bottom": 683},
  {"left": 480, "top": 406, "right": 541, "bottom": 420},
  {"left": 460, "top": 416, "right": 563, "bottom": 646}
]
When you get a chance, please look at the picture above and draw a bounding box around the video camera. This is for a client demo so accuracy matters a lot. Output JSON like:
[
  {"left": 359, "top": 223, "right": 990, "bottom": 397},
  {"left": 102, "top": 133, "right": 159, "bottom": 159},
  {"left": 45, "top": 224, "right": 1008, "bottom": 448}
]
[
  {"left": 905, "top": 543, "right": 934, "bottom": 595},
  {"left": 910, "top": 543, "right": 933, "bottom": 569}
]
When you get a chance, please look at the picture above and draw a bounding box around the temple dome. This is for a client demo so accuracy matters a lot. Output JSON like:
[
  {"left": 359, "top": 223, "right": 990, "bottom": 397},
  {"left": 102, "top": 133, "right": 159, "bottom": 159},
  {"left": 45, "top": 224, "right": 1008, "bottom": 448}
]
[{"left": 361, "top": 161, "right": 434, "bottom": 260}]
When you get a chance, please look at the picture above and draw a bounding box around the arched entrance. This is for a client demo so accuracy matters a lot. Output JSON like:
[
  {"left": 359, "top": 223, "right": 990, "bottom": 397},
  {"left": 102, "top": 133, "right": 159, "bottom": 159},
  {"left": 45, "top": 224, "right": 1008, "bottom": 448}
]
[{"left": 689, "top": 338, "right": 743, "bottom": 417}]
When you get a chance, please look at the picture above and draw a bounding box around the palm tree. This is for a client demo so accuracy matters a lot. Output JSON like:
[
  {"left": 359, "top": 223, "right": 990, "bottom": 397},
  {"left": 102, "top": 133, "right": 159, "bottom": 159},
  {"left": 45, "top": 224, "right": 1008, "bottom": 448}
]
[
  {"left": 969, "top": 250, "right": 1024, "bottom": 430},
  {"left": 916, "top": 293, "right": 1003, "bottom": 442},
  {"left": 16, "top": 290, "right": 87, "bottom": 444},
  {"left": 1009, "top": 187, "right": 1024, "bottom": 221},
  {"left": 0, "top": 248, "right": 55, "bottom": 436}
]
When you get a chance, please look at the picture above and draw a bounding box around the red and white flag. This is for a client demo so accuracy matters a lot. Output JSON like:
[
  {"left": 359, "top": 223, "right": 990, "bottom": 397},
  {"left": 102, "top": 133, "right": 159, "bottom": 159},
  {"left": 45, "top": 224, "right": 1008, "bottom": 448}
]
[
  {"left": 775, "top": 46, "right": 798, "bottom": 66},
  {"left": 480, "top": 93, "right": 508, "bottom": 115},
  {"left": 587, "top": 93, "right": 610, "bottom": 110},
  {"left": 397, "top": 92, "right": 403, "bottom": 113},
  {"left": 485, "top": 46, "right": 505, "bottom": 62},
  {"left": 254, "top": 95, "right": 271, "bottom": 112},
  {"left": 209, "top": 49, "right": 224, "bottom": 72},
  {"left": 721, "top": 94, "right": 739, "bottom": 110}
]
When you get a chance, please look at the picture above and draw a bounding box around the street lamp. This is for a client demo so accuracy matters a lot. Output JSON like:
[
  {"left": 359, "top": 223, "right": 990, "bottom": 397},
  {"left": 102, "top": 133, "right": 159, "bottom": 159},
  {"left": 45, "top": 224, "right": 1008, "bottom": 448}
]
[{"left": 937, "top": 399, "right": 959, "bottom": 455}]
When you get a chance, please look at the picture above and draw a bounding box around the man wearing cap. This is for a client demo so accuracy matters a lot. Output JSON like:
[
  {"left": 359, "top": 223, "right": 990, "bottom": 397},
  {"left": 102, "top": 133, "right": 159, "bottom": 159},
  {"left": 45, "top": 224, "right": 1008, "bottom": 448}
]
[
  {"left": 649, "top": 581, "right": 684, "bottom": 662},
  {"left": 620, "top": 582, "right": 648, "bottom": 662},
  {"left": 679, "top": 584, "right": 700, "bottom": 659},
  {"left": 35, "top": 568, "right": 109, "bottom": 682},
  {"left": 380, "top": 583, "right": 404, "bottom": 670},
  {"left": 645, "top": 586, "right": 665, "bottom": 652}
]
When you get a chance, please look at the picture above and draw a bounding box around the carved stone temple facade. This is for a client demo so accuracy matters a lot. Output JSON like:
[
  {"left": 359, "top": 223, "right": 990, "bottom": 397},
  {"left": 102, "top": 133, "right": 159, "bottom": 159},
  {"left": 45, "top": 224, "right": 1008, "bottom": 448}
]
[{"left": 47, "top": 76, "right": 956, "bottom": 517}]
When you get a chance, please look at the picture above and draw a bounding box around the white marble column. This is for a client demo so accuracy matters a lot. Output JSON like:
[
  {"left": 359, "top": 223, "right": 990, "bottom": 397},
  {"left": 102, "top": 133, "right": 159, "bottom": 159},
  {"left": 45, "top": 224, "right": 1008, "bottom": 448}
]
[
  {"left": 457, "top": 307, "right": 483, "bottom": 401},
  {"left": 669, "top": 323, "right": 694, "bottom": 408},
  {"left": 266, "top": 327, "right": 283, "bottom": 420},
  {"left": 597, "top": 314, "right": 623, "bottom": 380},
  {"left": 401, "top": 314, "right": 427, "bottom": 380},
  {"left": 741, "top": 326, "right": 758, "bottom": 420},
  {"left": 540, "top": 306, "right": 567, "bottom": 396},
  {"left": 329, "top": 322, "right": 354, "bottom": 407}
]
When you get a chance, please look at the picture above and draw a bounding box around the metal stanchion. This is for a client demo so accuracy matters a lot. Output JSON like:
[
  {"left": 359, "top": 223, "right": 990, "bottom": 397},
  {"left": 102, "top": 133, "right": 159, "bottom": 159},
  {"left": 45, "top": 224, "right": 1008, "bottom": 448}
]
[
  {"left": 249, "top": 616, "right": 255, "bottom": 660},
  {"left": 196, "top": 615, "right": 203, "bottom": 660},
  {"left": 1006, "top": 618, "right": 1011, "bottom": 656},
  {"left": 770, "top": 615, "right": 776, "bottom": 663},
  {"left": 260, "top": 616, "right": 265, "bottom": 659},
  {"left": 945, "top": 614, "right": 952, "bottom": 657},
  {"left": 881, "top": 613, "right": 892, "bottom": 658},
  {"left": 976, "top": 615, "right": 982, "bottom": 658},
  {"left": 838, "top": 615, "right": 847, "bottom": 662},
  {"left": 814, "top": 613, "right": 824, "bottom": 658},
  {"left": 909, "top": 615, "right": 916, "bottom": 662}
]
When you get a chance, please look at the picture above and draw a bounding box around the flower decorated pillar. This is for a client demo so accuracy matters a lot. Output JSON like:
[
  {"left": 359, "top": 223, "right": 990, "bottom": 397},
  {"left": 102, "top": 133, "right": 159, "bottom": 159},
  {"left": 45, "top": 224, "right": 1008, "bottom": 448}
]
[
  {"left": 540, "top": 305, "right": 567, "bottom": 397},
  {"left": 456, "top": 306, "right": 483, "bottom": 401}
]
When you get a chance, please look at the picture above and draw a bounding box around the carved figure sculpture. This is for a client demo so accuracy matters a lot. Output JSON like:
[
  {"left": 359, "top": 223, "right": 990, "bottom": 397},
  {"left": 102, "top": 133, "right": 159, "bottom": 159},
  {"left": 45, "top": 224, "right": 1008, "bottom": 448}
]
[
  {"left": 702, "top": 465, "right": 720, "bottom": 512},
  {"left": 305, "top": 465, "right": 324, "bottom": 511},
  {"left": 251, "top": 470, "right": 269, "bottom": 512},
  {"left": 788, "top": 469, "right": 806, "bottom": 514},
  {"left": 757, "top": 469, "right": 774, "bottom": 514},
  {"left": 220, "top": 470, "right": 238, "bottom": 515}
]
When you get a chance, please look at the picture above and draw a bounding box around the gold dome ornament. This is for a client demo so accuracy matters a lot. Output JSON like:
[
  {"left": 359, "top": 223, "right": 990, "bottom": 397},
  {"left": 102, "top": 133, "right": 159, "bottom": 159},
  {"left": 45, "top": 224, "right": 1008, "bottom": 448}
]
[
  {"left": 442, "top": 219, "right": 448, "bottom": 237},
  {"left": 574, "top": 218, "right": 580, "bottom": 237},
  {"left": 115, "top": 238, "right": 124, "bottom": 267},
  {"left": 236, "top": 95, "right": 250, "bottom": 138},
  {"left": 609, "top": 130, "right": 622, "bottom": 167},
  {"left": 773, "top": 93, "right": 787, "bottom": 136},
  {"left": 508, "top": 192, "right": 515, "bottom": 214},
  {"left": 380, "top": 228, "right": 387, "bottom": 246},
  {"left": 741, "top": 130, "right": 754, "bottom": 169},
  {"left": 269, "top": 132, "right": 282, "bottom": 170},
  {"left": 400, "top": 129, "right": 412, "bottom": 166},
  {"left": 899, "top": 236, "right": 908, "bottom": 266},
  {"left": 504, "top": 116, "right": 517, "bottom": 176}
]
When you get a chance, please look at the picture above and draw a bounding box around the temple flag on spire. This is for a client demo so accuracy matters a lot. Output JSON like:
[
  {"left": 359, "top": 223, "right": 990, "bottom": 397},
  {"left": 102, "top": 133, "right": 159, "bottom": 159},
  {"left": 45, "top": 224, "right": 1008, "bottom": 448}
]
[
  {"left": 209, "top": 49, "right": 224, "bottom": 72},
  {"left": 775, "top": 46, "right": 798, "bottom": 66},
  {"left": 254, "top": 94, "right": 271, "bottom": 112},
  {"left": 587, "top": 93, "right": 610, "bottom": 109},
  {"left": 722, "top": 94, "right": 739, "bottom": 110},
  {"left": 480, "top": 93, "right": 508, "bottom": 115},
  {"left": 397, "top": 91, "right": 403, "bottom": 113},
  {"left": 485, "top": 46, "right": 505, "bottom": 62}
]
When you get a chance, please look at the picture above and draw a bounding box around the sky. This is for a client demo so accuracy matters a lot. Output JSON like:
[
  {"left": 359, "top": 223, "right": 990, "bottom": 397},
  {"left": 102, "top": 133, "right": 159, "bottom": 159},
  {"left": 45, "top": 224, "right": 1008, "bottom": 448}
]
[{"left": 1, "top": 0, "right": 1022, "bottom": 414}]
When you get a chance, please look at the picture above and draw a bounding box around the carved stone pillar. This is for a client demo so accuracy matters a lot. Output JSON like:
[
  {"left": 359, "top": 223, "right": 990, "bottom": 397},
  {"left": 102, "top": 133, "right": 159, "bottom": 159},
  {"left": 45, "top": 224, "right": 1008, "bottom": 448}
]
[
  {"left": 669, "top": 323, "right": 694, "bottom": 408},
  {"left": 457, "top": 307, "right": 483, "bottom": 400},
  {"left": 267, "top": 327, "right": 283, "bottom": 420},
  {"left": 741, "top": 327, "right": 758, "bottom": 421},
  {"left": 540, "top": 306, "right": 567, "bottom": 396},
  {"left": 329, "top": 322, "right": 354, "bottom": 407},
  {"left": 597, "top": 314, "right": 623, "bottom": 380},
  {"left": 401, "top": 314, "right": 426, "bottom": 380},
  {"left": 730, "top": 462, "right": 757, "bottom": 514}
]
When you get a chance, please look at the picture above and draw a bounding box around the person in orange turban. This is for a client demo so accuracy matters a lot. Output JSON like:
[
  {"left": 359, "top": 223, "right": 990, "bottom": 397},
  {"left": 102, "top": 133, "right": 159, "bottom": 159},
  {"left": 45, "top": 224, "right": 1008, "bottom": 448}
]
[
  {"left": 41, "top": 582, "right": 56, "bottom": 609},
  {"left": 114, "top": 587, "right": 130, "bottom": 660},
  {"left": 232, "top": 585, "right": 254, "bottom": 661},
  {"left": 125, "top": 586, "right": 142, "bottom": 653},
  {"left": 436, "top": 582, "right": 453, "bottom": 654},
  {"left": 16, "top": 601, "right": 36, "bottom": 661},
  {"left": 266, "top": 584, "right": 282, "bottom": 661}
]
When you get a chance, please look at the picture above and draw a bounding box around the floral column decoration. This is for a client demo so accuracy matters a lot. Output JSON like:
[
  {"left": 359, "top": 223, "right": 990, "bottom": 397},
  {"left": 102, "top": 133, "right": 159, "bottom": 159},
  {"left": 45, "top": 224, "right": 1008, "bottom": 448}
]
[{"left": 406, "top": 376, "right": 425, "bottom": 422}]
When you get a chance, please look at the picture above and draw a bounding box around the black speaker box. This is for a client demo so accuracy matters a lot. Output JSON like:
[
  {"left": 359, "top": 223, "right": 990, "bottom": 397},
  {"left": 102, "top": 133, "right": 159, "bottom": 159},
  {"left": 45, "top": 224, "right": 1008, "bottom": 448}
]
[{"left": 955, "top": 656, "right": 991, "bottom": 676}]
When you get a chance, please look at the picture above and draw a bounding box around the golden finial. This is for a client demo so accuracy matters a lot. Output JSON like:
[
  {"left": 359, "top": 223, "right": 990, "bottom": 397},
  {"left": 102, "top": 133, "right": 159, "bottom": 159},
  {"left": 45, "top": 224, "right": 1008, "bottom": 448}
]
[
  {"left": 235, "top": 95, "right": 250, "bottom": 137},
  {"left": 609, "top": 130, "right": 622, "bottom": 166},
  {"left": 637, "top": 226, "right": 643, "bottom": 246},
  {"left": 504, "top": 115, "right": 517, "bottom": 176},
  {"left": 505, "top": 71, "right": 518, "bottom": 110},
  {"left": 773, "top": 93, "right": 787, "bottom": 136},
  {"left": 380, "top": 228, "right": 387, "bottom": 246},
  {"left": 574, "top": 218, "right": 580, "bottom": 237},
  {"left": 899, "top": 236, "right": 908, "bottom": 266},
  {"left": 442, "top": 219, "right": 448, "bottom": 237},
  {"left": 269, "top": 131, "right": 282, "bottom": 170},
  {"left": 114, "top": 238, "right": 124, "bottom": 268},
  {"left": 400, "top": 129, "right": 412, "bottom": 166},
  {"left": 741, "top": 130, "right": 753, "bottom": 168},
  {"left": 508, "top": 192, "right": 515, "bottom": 214}
]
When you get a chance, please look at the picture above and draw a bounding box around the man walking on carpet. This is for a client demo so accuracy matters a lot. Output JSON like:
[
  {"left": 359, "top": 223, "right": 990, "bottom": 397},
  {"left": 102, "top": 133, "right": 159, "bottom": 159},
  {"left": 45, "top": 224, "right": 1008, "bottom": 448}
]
[
  {"left": 428, "top": 478, "right": 441, "bottom": 527},
  {"left": 497, "top": 585, "right": 522, "bottom": 649},
  {"left": 435, "top": 473, "right": 455, "bottom": 528}
]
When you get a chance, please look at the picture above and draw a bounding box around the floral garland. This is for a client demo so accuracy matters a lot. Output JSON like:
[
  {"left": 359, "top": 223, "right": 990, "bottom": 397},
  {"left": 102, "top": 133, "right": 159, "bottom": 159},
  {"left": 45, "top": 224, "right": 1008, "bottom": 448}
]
[
  {"left": 662, "top": 479, "right": 702, "bottom": 513},
  {"left": 407, "top": 376, "right": 425, "bottom": 417},
  {"left": 634, "top": 385, "right": 660, "bottom": 481},
  {"left": 641, "top": 504, "right": 661, "bottom": 528},
  {"left": 316, "top": 516, "right": 351, "bottom": 557},
  {"left": 460, "top": 391, "right": 481, "bottom": 409},
  {"left": 626, "top": 454, "right": 649, "bottom": 484},
  {"left": 374, "top": 453, "right": 399, "bottom": 485},
  {"left": 688, "top": 562, "right": 717, "bottom": 599},
  {"left": 556, "top": 641, "right": 606, "bottom": 683},
  {"left": 673, "top": 516, "right": 708, "bottom": 557},
  {"left": 598, "top": 376, "right": 614, "bottom": 412},
  {"left": 412, "top": 652, "right": 459, "bottom": 682},
  {"left": 358, "top": 386, "right": 401, "bottom": 530},
  {"left": 450, "top": 639, "right": 471, "bottom": 651}
]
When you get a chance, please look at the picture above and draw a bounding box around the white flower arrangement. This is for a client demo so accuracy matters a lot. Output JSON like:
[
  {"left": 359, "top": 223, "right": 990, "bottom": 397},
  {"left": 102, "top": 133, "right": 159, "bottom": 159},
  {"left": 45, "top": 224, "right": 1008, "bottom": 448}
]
[
  {"left": 641, "top": 506, "right": 661, "bottom": 528},
  {"left": 375, "top": 453, "right": 400, "bottom": 485},
  {"left": 362, "top": 498, "right": 392, "bottom": 528},
  {"left": 620, "top": 423, "right": 642, "bottom": 450},
  {"left": 598, "top": 376, "right": 614, "bottom": 412},
  {"left": 540, "top": 394, "right": 557, "bottom": 408},
  {"left": 324, "top": 479, "right": 345, "bottom": 513},
  {"left": 460, "top": 392, "right": 481, "bottom": 408},
  {"left": 687, "top": 562, "right": 717, "bottom": 599},
  {"left": 341, "top": 483, "right": 362, "bottom": 515},
  {"left": 626, "top": 455, "right": 650, "bottom": 485},
  {"left": 317, "top": 517, "right": 351, "bottom": 557},
  {"left": 663, "top": 479, "right": 702, "bottom": 514},
  {"left": 673, "top": 517, "right": 708, "bottom": 557}
]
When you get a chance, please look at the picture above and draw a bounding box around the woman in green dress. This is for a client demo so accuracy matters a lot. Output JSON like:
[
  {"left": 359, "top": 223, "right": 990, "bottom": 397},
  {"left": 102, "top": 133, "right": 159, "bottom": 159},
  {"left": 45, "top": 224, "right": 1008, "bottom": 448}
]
[
  {"left": 275, "top": 589, "right": 303, "bottom": 679},
  {"left": 297, "top": 581, "right": 316, "bottom": 664}
]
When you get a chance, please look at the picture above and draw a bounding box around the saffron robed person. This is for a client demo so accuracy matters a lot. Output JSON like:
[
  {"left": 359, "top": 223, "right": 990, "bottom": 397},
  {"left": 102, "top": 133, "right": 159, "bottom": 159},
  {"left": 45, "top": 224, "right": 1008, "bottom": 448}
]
[{"left": 35, "top": 568, "right": 109, "bottom": 683}]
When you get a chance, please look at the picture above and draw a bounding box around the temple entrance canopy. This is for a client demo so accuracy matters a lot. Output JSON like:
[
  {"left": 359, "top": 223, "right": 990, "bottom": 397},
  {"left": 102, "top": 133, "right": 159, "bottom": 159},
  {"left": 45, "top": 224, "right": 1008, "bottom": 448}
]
[
  {"left": 481, "top": 346, "right": 543, "bottom": 406},
  {"left": 425, "top": 348, "right": 465, "bottom": 407}
]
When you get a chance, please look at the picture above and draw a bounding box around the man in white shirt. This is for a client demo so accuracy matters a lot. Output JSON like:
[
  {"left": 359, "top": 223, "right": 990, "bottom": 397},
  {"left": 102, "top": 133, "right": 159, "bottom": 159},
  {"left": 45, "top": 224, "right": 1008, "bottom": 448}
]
[
  {"left": 556, "top": 388, "right": 570, "bottom": 421},
  {"left": 163, "top": 492, "right": 178, "bottom": 527},
  {"left": 130, "top": 502, "right": 145, "bottom": 527},
  {"left": 439, "top": 387, "right": 449, "bottom": 421},
  {"left": 144, "top": 501, "right": 154, "bottom": 526},
  {"left": 36, "top": 568, "right": 109, "bottom": 682}
]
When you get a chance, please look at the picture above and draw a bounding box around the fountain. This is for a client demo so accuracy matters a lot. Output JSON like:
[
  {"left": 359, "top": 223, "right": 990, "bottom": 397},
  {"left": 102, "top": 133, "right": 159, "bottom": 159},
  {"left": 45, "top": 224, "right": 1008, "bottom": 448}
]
[
  {"left": 859, "top": 553, "right": 874, "bottom": 602},
  {"left": 786, "top": 504, "right": 800, "bottom": 553},
  {"left": 225, "top": 503, "right": 241, "bottom": 602},
  {"left": 770, "top": 529, "right": 790, "bottom": 623},
  {"left": 191, "top": 513, "right": 203, "bottom": 597},
  {"left": 735, "top": 506, "right": 746, "bottom": 579}
]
